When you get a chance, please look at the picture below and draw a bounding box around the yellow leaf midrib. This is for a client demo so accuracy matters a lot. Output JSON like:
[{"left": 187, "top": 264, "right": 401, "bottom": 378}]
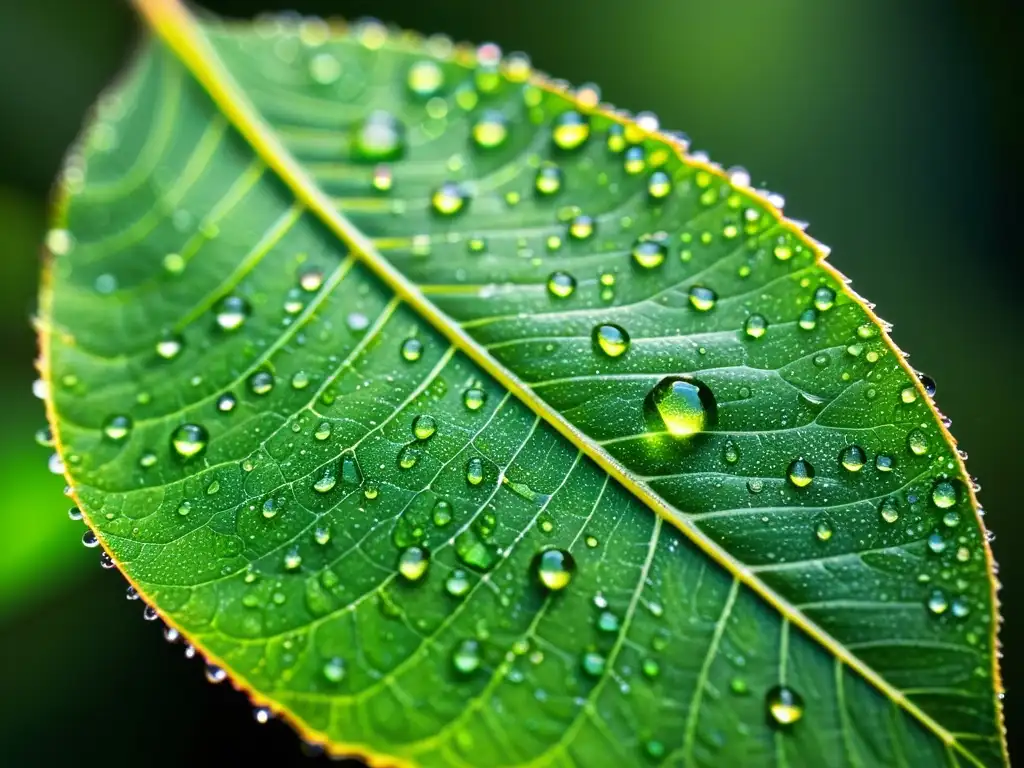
[{"left": 129, "top": 1, "right": 999, "bottom": 765}]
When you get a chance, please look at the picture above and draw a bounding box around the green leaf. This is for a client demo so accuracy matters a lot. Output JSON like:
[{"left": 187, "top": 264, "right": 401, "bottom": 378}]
[{"left": 40, "top": 2, "right": 1005, "bottom": 765}]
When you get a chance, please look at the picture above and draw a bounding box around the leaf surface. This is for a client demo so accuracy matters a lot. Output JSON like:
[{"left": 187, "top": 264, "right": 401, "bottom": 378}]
[{"left": 40, "top": 2, "right": 1005, "bottom": 765}]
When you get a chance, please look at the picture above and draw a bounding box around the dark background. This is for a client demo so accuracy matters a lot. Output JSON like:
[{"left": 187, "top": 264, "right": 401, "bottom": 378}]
[{"left": 0, "top": 0, "right": 1020, "bottom": 764}]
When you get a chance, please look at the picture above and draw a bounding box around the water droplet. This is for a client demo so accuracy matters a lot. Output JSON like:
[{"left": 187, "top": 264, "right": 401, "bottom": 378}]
[
  {"left": 943, "top": 510, "right": 960, "bottom": 528},
  {"left": 766, "top": 685, "right": 804, "bottom": 727},
  {"left": 688, "top": 285, "right": 717, "bottom": 312},
  {"left": 919, "top": 373, "right": 937, "bottom": 397},
  {"left": 744, "top": 314, "right": 768, "bottom": 339},
  {"left": 46, "top": 228, "right": 73, "bottom": 256},
  {"left": 455, "top": 530, "right": 497, "bottom": 570},
  {"left": 567, "top": 214, "right": 595, "bottom": 241},
  {"left": 142, "top": 605, "right": 159, "bottom": 621},
  {"left": 533, "top": 548, "right": 575, "bottom": 591},
  {"left": 431, "top": 182, "right": 468, "bottom": 216},
  {"left": 647, "top": 170, "right": 672, "bottom": 200},
  {"left": 341, "top": 454, "right": 363, "bottom": 487},
  {"left": 401, "top": 338, "right": 424, "bottom": 362},
  {"left": 927, "top": 589, "right": 948, "bottom": 615},
  {"left": 646, "top": 376, "right": 716, "bottom": 438},
  {"left": 314, "top": 525, "right": 331, "bottom": 545},
  {"left": 314, "top": 421, "right": 332, "bottom": 441},
  {"left": 581, "top": 651, "right": 606, "bottom": 677},
  {"left": 262, "top": 498, "right": 280, "bottom": 519},
  {"left": 471, "top": 109, "right": 509, "bottom": 149},
  {"left": 631, "top": 237, "right": 666, "bottom": 269},
  {"left": 597, "top": 611, "right": 620, "bottom": 632},
  {"left": 907, "top": 428, "right": 929, "bottom": 456},
  {"left": 216, "top": 393, "right": 236, "bottom": 413},
  {"left": 951, "top": 596, "right": 970, "bottom": 618},
  {"left": 773, "top": 244, "right": 793, "bottom": 262},
  {"left": 453, "top": 639, "right": 481, "bottom": 674},
  {"left": 547, "top": 271, "right": 576, "bottom": 298},
  {"left": 465, "top": 457, "right": 485, "bottom": 485},
  {"left": 798, "top": 309, "right": 817, "bottom": 331},
  {"left": 445, "top": 569, "right": 471, "bottom": 597},
  {"left": 592, "top": 324, "right": 630, "bottom": 358},
  {"left": 398, "top": 546, "right": 429, "bottom": 581},
  {"left": 815, "top": 519, "right": 833, "bottom": 541},
  {"left": 880, "top": 497, "right": 900, "bottom": 524},
  {"left": 313, "top": 466, "right": 337, "bottom": 493},
  {"left": 432, "top": 499, "right": 452, "bottom": 527},
  {"left": 156, "top": 335, "right": 183, "bottom": 360},
  {"left": 932, "top": 479, "right": 957, "bottom": 509},
  {"left": 102, "top": 414, "right": 132, "bottom": 442},
  {"left": 352, "top": 111, "right": 405, "bottom": 162},
  {"left": 397, "top": 445, "right": 421, "bottom": 469},
  {"left": 813, "top": 286, "right": 836, "bottom": 311},
  {"left": 205, "top": 663, "right": 227, "bottom": 684},
  {"left": 642, "top": 658, "right": 661, "bottom": 679},
  {"left": 875, "top": 454, "right": 894, "bottom": 472},
  {"left": 283, "top": 548, "right": 302, "bottom": 570},
  {"left": 927, "top": 532, "right": 946, "bottom": 553},
  {"left": 248, "top": 371, "right": 274, "bottom": 396},
  {"left": 290, "top": 371, "right": 310, "bottom": 390},
  {"left": 463, "top": 387, "right": 486, "bottom": 411},
  {"left": 787, "top": 458, "right": 815, "bottom": 488},
  {"left": 411, "top": 414, "right": 437, "bottom": 441},
  {"left": 82, "top": 529, "right": 99, "bottom": 548},
  {"left": 68, "top": 506, "right": 83, "bottom": 521},
  {"left": 171, "top": 423, "right": 208, "bottom": 460},
  {"left": 839, "top": 445, "right": 866, "bottom": 472},
  {"left": 177, "top": 500, "right": 192, "bottom": 516},
  {"left": 407, "top": 59, "right": 444, "bottom": 98},
  {"left": 623, "top": 146, "right": 645, "bottom": 174},
  {"left": 214, "top": 295, "right": 250, "bottom": 331},
  {"left": 322, "top": 656, "right": 345, "bottom": 683},
  {"left": 552, "top": 111, "right": 589, "bottom": 151},
  {"left": 534, "top": 162, "right": 562, "bottom": 196}
]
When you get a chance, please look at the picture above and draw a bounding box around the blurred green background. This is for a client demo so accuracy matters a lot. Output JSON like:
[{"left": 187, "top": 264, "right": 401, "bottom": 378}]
[{"left": 1, "top": 0, "right": 1019, "bottom": 764}]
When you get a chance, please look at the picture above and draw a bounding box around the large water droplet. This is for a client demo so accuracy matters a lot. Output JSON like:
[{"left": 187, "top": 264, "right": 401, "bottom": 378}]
[
  {"left": 463, "top": 387, "right": 486, "bottom": 411},
  {"left": 744, "top": 314, "right": 768, "bottom": 339},
  {"left": 216, "top": 393, "right": 237, "bottom": 413},
  {"left": 313, "top": 466, "right": 337, "bottom": 493},
  {"left": 907, "top": 428, "right": 929, "bottom": 456},
  {"left": 352, "top": 111, "right": 405, "bottom": 162},
  {"left": 103, "top": 414, "right": 132, "bottom": 442},
  {"left": 533, "top": 548, "right": 575, "bottom": 591},
  {"left": 547, "top": 271, "right": 576, "bottom": 298},
  {"left": 647, "top": 170, "right": 672, "bottom": 200},
  {"left": 646, "top": 376, "right": 716, "bottom": 438},
  {"left": 398, "top": 546, "right": 430, "bottom": 581},
  {"left": 688, "top": 285, "right": 717, "bottom": 312},
  {"left": 567, "top": 214, "right": 595, "bottom": 241},
  {"left": 445, "top": 569, "right": 471, "bottom": 597},
  {"left": 322, "top": 656, "right": 346, "bottom": 683},
  {"left": 932, "top": 479, "right": 957, "bottom": 509},
  {"left": 431, "top": 182, "right": 468, "bottom": 216},
  {"left": 407, "top": 60, "right": 444, "bottom": 98},
  {"left": 552, "top": 111, "right": 589, "bottom": 151},
  {"left": 879, "top": 497, "right": 900, "bottom": 524},
  {"left": 592, "top": 324, "right": 630, "bottom": 358},
  {"left": 465, "top": 457, "right": 485, "bottom": 485},
  {"left": 534, "top": 162, "right": 563, "bottom": 196},
  {"left": 813, "top": 286, "right": 836, "bottom": 312},
  {"left": 215, "top": 295, "right": 250, "bottom": 331},
  {"left": 581, "top": 651, "right": 606, "bottom": 677},
  {"left": 631, "top": 237, "right": 666, "bottom": 269},
  {"left": 171, "top": 423, "right": 208, "bottom": 460},
  {"left": 787, "top": 458, "right": 815, "bottom": 488},
  {"left": 766, "top": 685, "right": 804, "bottom": 727},
  {"left": 401, "top": 338, "right": 424, "bottom": 362},
  {"left": 471, "top": 109, "right": 509, "bottom": 149},
  {"left": 248, "top": 371, "right": 274, "bottom": 396},
  {"left": 839, "top": 445, "right": 866, "bottom": 472},
  {"left": 412, "top": 415, "right": 437, "bottom": 440},
  {"left": 452, "top": 639, "right": 481, "bottom": 674}
]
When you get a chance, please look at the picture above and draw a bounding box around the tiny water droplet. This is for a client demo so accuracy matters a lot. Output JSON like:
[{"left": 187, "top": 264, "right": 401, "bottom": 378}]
[
  {"left": 907, "top": 428, "right": 929, "bottom": 456},
  {"left": 744, "top": 314, "right": 768, "bottom": 339},
  {"left": 156, "top": 335, "right": 184, "bottom": 360},
  {"left": 932, "top": 479, "right": 957, "bottom": 509},
  {"left": 581, "top": 651, "right": 606, "bottom": 677},
  {"left": 465, "top": 457, "right": 485, "bottom": 486},
  {"left": 407, "top": 59, "right": 444, "bottom": 98},
  {"left": 812, "top": 286, "right": 836, "bottom": 311},
  {"left": 927, "top": 589, "right": 948, "bottom": 615},
  {"left": 463, "top": 387, "right": 486, "bottom": 411},
  {"left": 880, "top": 497, "right": 900, "bottom": 524},
  {"left": 248, "top": 371, "right": 274, "bottom": 396},
  {"left": 431, "top": 182, "right": 468, "bottom": 216},
  {"left": 647, "top": 170, "right": 672, "bottom": 200},
  {"left": 453, "top": 639, "right": 481, "bottom": 674},
  {"left": 445, "top": 569, "right": 471, "bottom": 597},
  {"left": 82, "top": 529, "right": 99, "bottom": 548},
  {"left": 766, "top": 685, "right": 804, "bottom": 727},
  {"left": 216, "top": 393, "right": 236, "bottom": 413},
  {"left": 352, "top": 111, "right": 405, "bottom": 162},
  {"left": 214, "top": 295, "right": 250, "bottom": 331},
  {"left": 401, "top": 338, "right": 424, "bottom": 362},
  {"left": 170, "top": 423, "right": 208, "bottom": 460},
  {"left": 552, "top": 111, "right": 589, "bottom": 151},
  {"left": 102, "top": 414, "right": 132, "bottom": 442},
  {"left": 534, "top": 163, "right": 563, "bottom": 196},
  {"left": 471, "top": 109, "right": 509, "bottom": 149},
  {"left": 205, "top": 664, "right": 227, "bottom": 684}
]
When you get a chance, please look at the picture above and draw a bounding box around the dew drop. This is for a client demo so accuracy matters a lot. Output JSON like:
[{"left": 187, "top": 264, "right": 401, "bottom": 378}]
[
  {"left": 927, "top": 589, "right": 948, "bottom": 615},
  {"left": 445, "top": 569, "right": 471, "bottom": 597},
  {"left": 927, "top": 532, "right": 946, "bottom": 554},
  {"left": 552, "top": 111, "right": 589, "bottom": 151},
  {"left": 407, "top": 60, "right": 444, "bottom": 98},
  {"left": 155, "top": 335, "right": 184, "bottom": 360},
  {"left": 102, "top": 414, "right": 132, "bottom": 442},
  {"left": 932, "top": 479, "right": 957, "bottom": 509},
  {"left": 453, "top": 639, "right": 481, "bottom": 674},
  {"left": 839, "top": 445, "right": 866, "bottom": 472},
  {"left": 248, "top": 371, "right": 274, "bottom": 396},
  {"left": 533, "top": 548, "right": 575, "bottom": 591},
  {"left": 314, "top": 421, "right": 332, "bottom": 441},
  {"left": 463, "top": 387, "right": 486, "bottom": 411},
  {"left": 401, "top": 337, "right": 424, "bottom": 362},
  {"left": 798, "top": 309, "right": 817, "bottom": 331},
  {"left": 688, "top": 285, "right": 717, "bottom": 312},
  {"left": 313, "top": 466, "right": 337, "bottom": 494},
  {"left": 907, "top": 428, "right": 929, "bottom": 456},
  {"left": 534, "top": 163, "right": 563, "bottom": 196},
  {"left": 647, "top": 170, "right": 672, "bottom": 200},
  {"left": 623, "top": 146, "right": 645, "bottom": 174},
  {"left": 205, "top": 664, "right": 227, "bottom": 684},
  {"left": 471, "top": 109, "right": 509, "bottom": 149},
  {"left": 568, "top": 214, "right": 595, "bottom": 241},
  {"left": 631, "top": 238, "right": 666, "bottom": 269},
  {"left": 262, "top": 498, "right": 280, "bottom": 519},
  {"left": 323, "top": 656, "right": 346, "bottom": 683},
  {"left": 787, "top": 458, "right": 815, "bottom": 488},
  {"left": 581, "top": 651, "right": 606, "bottom": 677},
  {"left": 744, "top": 314, "right": 768, "bottom": 339},
  {"left": 875, "top": 454, "right": 894, "bottom": 472},
  {"left": 431, "top": 181, "right": 468, "bottom": 216},
  {"left": 82, "top": 529, "right": 99, "bottom": 548},
  {"left": 352, "top": 111, "right": 405, "bottom": 162},
  {"left": 766, "top": 685, "right": 804, "bottom": 727},
  {"left": 398, "top": 546, "right": 430, "bottom": 581},
  {"left": 412, "top": 414, "right": 437, "bottom": 440},
  {"left": 465, "top": 457, "right": 485, "bottom": 486},
  {"left": 170, "top": 423, "right": 208, "bottom": 460},
  {"left": 214, "top": 295, "right": 250, "bottom": 331},
  {"left": 813, "top": 286, "right": 836, "bottom": 312},
  {"left": 646, "top": 376, "right": 716, "bottom": 438},
  {"left": 880, "top": 497, "right": 900, "bottom": 524},
  {"left": 592, "top": 324, "right": 630, "bottom": 358},
  {"left": 815, "top": 519, "right": 833, "bottom": 541},
  {"left": 919, "top": 373, "right": 937, "bottom": 397},
  {"left": 397, "top": 445, "right": 421, "bottom": 470},
  {"left": 546, "top": 271, "right": 576, "bottom": 298}
]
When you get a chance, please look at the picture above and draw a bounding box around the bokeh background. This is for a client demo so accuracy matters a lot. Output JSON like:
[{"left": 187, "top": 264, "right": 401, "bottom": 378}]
[{"left": 1, "top": 0, "right": 1020, "bottom": 764}]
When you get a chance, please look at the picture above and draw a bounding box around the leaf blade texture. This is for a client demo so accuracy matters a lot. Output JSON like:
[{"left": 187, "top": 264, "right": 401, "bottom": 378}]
[{"left": 39, "top": 2, "right": 1006, "bottom": 765}]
